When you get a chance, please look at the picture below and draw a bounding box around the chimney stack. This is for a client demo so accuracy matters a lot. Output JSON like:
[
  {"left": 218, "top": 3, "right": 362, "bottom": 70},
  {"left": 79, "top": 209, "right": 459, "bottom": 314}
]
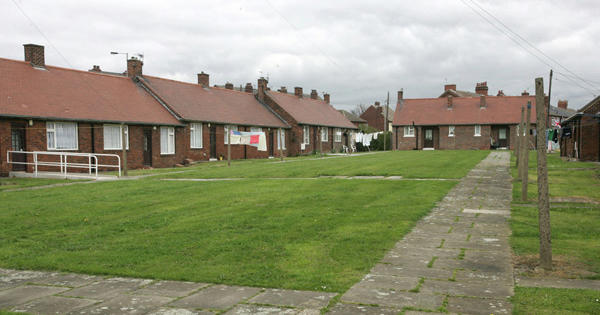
[
  {"left": 23, "top": 44, "right": 45, "bottom": 68},
  {"left": 557, "top": 100, "right": 568, "bottom": 109},
  {"left": 480, "top": 95, "right": 486, "bottom": 108},
  {"left": 375, "top": 101, "right": 381, "bottom": 107},
  {"left": 324, "top": 93, "right": 330, "bottom": 104},
  {"left": 294, "top": 87, "right": 303, "bottom": 97},
  {"left": 475, "top": 81, "right": 488, "bottom": 96},
  {"left": 197, "top": 72, "right": 209, "bottom": 87},
  {"left": 397, "top": 89, "right": 404, "bottom": 102},
  {"left": 127, "top": 57, "right": 143, "bottom": 78},
  {"left": 310, "top": 89, "right": 318, "bottom": 99},
  {"left": 521, "top": 90, "right": 530, "bottom": 96},
  {"left": 447, "top": 95, "right": 453, "bottom": 109},
  {"left": 245, "top": 83, "right": 253, "bottom": 93},
  {"left": 497, "top": 90, "right": 505, "bottom": 96},
  {"left": 90, "top": 65, "right": 102, "bottom": 72},
  {"left": 279, "top": 86, "right": 287, "bottom": 93},
  {"left": 444, "top": 84, "right": 456, "bottom": 91},
  {"left": 225, "top": 82, "right": 234, "bottom": 90},
  {"left": 257, "top": 77, "right": 268, "bottom": 101}
]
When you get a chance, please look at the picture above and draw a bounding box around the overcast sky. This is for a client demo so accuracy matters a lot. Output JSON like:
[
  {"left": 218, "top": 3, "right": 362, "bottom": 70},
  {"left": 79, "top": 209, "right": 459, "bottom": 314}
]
[{"left": 2, "top": 0, "right": 599, "bottom": 111}]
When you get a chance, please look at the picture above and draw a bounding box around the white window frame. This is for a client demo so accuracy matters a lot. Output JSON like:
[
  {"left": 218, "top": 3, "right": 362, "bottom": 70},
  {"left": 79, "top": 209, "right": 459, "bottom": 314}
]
[
  {"left": 277, "top": 129, "right": 286, "bottom": 150},
  {"left": 224, "top": 125, "right": 238, "bottom": 144},
  {"left": 303, "top": 126, "right": 310, "bottom": 144},
  {"left": 334, "top": 128, "right": 342, "bottom": 142},
  {"left": 161, "top": 126, "right": 175, "bottom": 155},
  {"left": 46, "top": 122, "right": 78, "bottom": 150},
  {"left": 103, "top": 124, "right": 129, "bottom": 150},
  {"left": 321, "top": 127, "right": 328, "bottom": 142},
  {"left": 404, "top": 126, "right": 415, "bottom": 137},
  {"left": 448, "top": 126, "right": 455, "bottom": 137},
  {"left": 474, "top": 125, "right": 481, "bottom": 137},
  {"left": 190, "top": 123, "right": 203, "bottom": 149}
]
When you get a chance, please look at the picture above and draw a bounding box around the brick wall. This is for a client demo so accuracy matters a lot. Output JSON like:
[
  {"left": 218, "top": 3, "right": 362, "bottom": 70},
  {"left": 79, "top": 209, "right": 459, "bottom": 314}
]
[{"left": 360, "top": 106, "right": 385, "bottom": 131}]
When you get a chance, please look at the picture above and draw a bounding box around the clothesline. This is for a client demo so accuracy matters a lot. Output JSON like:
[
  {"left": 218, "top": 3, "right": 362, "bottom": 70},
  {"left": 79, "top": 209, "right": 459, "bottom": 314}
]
[{"left": 354, "top": 131, "right": 383, "bottom": 147}]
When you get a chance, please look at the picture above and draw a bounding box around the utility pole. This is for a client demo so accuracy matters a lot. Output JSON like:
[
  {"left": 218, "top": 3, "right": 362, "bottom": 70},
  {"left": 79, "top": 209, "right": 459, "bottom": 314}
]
[
  {"left": 319, "top": 126, "right": 323, "bottom": 157},
  {"left": 516, "top": 106, "right": 524, "bottom": 169},
  {"left": 384, "top": 92, "right": 389, "bottom": 151},
  {"left": 535, "top": 77, "right": 552, "bottom": 270},
  {"left": 121, "top": 123, "right": 128, "bottom": 176},
  {"left": 227, "top": 125, "right": 231, "bottom": 166},
  {"left": 279, "top": 128, "right": 284, "bottom": 162},
  {"left": 547, "top": 70, "right": 553, "bottom": 128},
  {"left": 521, "top": 102, "right": 531, "bottom": 201}
]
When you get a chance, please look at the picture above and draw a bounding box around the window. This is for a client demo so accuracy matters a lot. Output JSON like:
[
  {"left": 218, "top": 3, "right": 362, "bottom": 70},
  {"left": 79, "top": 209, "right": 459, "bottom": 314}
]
[
  {"left": 334, "top": 128, "right": 342, "bottom": 142},
  {"left": 474, "top": 125, "right": 481, "bottom": 137},
  {"left": 46, "top": 122, "right": 78, "bottom": 150},
  {"left": 321, "top": 127, "right": 328, "bottom": 141},
  {"left": 160, "top": 126, "right": 175, "bottom": 154},
  {"left": 303, "top": 126, "right": 310, "bottom": 144},
  {"left": 404, "top": 126, "right": 415, "bottom": 137},
  {"left": 277, "top": 129, "right": 286, "bottom": 150},
  {"left": 224, "top": 125, "right": 238, "bottom": 144},
  {"left": 448, "top": 126, "right": 455, "bottom": 137},
  {"left": 250, "top": 127, "right": 262, "bottom": 133},
  {"left": 103, "top": 124, "right": 129, "bottom": 150},
  {"left": 499, "top": 128, "right": 507, "bottom": 140},
  {"left": 190, "top": 123, "right": 203, "bottom": 148}
]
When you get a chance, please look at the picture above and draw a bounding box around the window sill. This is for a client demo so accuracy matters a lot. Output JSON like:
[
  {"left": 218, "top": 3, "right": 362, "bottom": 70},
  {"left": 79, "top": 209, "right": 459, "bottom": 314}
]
[
  {"left": 403, "top": 135, "right": 415, "bottom": 138},
  {"left": 190, "top": 147, "right": 204, "bottom": 150},
  {"left": 47, "top": 148, "right": 79, "bottom": 151},
  {"left": 160, "top": 153, "right": 175, "bottom": 156},
  {"left": 104, "top": 148, "right": 130, "bottom": 151},
  {"left": 474, "top": 135, "right": 481, "bottom": 137}
]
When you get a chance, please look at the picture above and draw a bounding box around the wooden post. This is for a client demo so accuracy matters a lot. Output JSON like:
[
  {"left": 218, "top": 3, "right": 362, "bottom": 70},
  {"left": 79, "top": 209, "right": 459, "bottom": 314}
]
[
  {"left": 535, "top": 77, "right": 552, "bottom": 270},
  {"left": 516, "top": 106, "right": 524, "bottom": 169},
  {"left": 121, "top": 123, "right": 128, "bottom": 176},
  {"left": 278, "top": 128, "right": 284, "bottom": 161},
  {"left": 319, "top": 127, "right": 323, "bottom": 157},
  {"left": 227, "top": 125, "right": 231, "bottom": 166},
  {"left": 384, "top": 92, "right": 389, "bottom": 151},
  {"left": 521, "top": 102, "right": 531, "bottom": 201}
]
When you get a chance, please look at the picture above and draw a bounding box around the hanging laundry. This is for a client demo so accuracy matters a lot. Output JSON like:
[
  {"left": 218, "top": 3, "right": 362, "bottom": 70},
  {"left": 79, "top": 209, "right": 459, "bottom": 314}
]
[{"left": 230, "top": 131, "right": 267, "bottom": 151}]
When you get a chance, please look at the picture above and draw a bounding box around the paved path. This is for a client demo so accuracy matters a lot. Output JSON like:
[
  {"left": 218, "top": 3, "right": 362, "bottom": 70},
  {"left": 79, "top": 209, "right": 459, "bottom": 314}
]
[
  {"left": 333, "top": 151, "right": 514, "bottom": 314},
  {"left": 0, "top": 269, "right": 336, "bottom": 314}
]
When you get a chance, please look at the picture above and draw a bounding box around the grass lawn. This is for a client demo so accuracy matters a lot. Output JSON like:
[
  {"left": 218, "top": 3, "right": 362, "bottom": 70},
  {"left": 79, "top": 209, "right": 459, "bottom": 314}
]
[
  {"left": 0, "top": 177, "right": 80, "bottom": 192},
  {"left": 0, "top": 178, "right": 455, "bottom": 292},
  {"left": 512, "top": 286, "right": 600, "bottom": 314},
  {"left": 153, "top": 150, "right": 490, "bottom": 179}
]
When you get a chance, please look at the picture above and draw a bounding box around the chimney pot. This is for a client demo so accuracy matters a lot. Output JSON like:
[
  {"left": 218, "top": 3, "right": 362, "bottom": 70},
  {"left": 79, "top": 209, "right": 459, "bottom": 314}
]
[
  {"left": 475, "top": 81, "right": 488, "bottom": 96},
  {"left": 397, "top": 89, "right": 404, "bottom": 102},
  {"left": 294, "top": 87, "right": 303, "bottom": 97},
  {"left": 279, "top": 86, "right": 287, "bottom": 93},
  {"left": 447, "top": 95, "right": 453, "bottom": 109},
  {"left": 257, "top": 77, "right": 268, "bottom": 101},
  {"left": 480, "top": 95, "right": 486, "bottom": 108},
  {"left": 225, "top": 82, "right": 234, "bottom": 90},
  {"left": 23, "top": 44, "right": 45, "bottom": 68},
  {"left": 557, "top": 100, "right": 568, "bottom": 109},
  {"left": 197, "top": 72, "right": 209, "bottom": 87},
  {"left": 444, "top": 84, "right": 456, "bottom": 91},
  {"left": 244, "top": 83, "right": 253, "bottom": 93},
  {"left": 127, "top": 57, "right": 143, "bottom": 78},
  {"left": 324, "top": 93, "right": 330, "bottom": 104},
  {"left": 90, "top": 65, "right": 101, "bottom": 72},
  {"left": 521, "top": 90, "right": 530, "bottom": 96},
  {"left": 310, "top": 89, "right": 318, "bottom": 99},
  {"left": 497, "top": 90, "right": 505, "bottom": 96},
  {"left": 375, "top": 101, "right": 381, "bottom": 107}
]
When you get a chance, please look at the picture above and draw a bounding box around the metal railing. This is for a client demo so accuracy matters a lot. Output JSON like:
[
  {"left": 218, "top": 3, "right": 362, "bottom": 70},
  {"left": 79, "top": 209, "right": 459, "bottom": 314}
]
[{"left": 6, "top": 151, "right": 121, "bottom": 178}]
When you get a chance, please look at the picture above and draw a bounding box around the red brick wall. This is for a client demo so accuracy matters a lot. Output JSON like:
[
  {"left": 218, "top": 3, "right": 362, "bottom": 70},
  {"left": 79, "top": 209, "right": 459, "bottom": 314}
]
[{"left": 360, "top": 106, "right": 385, "bottom": 131}]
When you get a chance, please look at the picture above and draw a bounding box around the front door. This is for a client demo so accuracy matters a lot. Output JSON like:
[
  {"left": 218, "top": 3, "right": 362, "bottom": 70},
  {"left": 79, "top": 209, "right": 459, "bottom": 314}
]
[
  {"left": 424, "top": 127, "right": 434, "bottom": 148},
  {"left": 209, "top": 125, "right": 217, "bottom": 159},
  {"left": 11, "top": 123, "right": 26, "bottom": 171},
  {"left": 269, "top": 130, "right": 274, "bottom": 156},
  {"left": 143, "top": 129, "right": 152, "bottom": 166},
  {"left": 498, "top": 127, "right": 508, "bottom": 148}
]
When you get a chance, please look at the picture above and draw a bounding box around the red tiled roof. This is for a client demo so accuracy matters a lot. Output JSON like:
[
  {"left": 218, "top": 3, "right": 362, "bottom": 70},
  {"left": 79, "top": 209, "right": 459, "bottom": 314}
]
[
  {"left": 267, "top": 91, "right": 357, "bottom": 129},
  {"left": 141, "top": 76, "right": 288, "bottom": 128},
  {"left": 393, "top": 95, "right": 537, "bottom": 126},
  {"left": 0, "top": 58, "right": 181, "bottom": 125}
]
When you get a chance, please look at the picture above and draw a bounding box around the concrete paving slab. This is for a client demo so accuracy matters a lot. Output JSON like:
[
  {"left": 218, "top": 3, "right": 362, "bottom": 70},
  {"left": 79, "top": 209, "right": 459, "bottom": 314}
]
[
  {"left": 134, "top": 280, "right": 209, "bottom": 298},
  {"left": 73, "top": 294, "right": 173, "bottom": 314},
  {"left": 223, "top": 304, "right": 300, "bottom": 314},
  {"left": 421, "top": 278, "right": 513, "bottom": 299},
  {"left": 169, "top": 285, "right": 260, "bottom": 310},
  {"left": 342, "top": 287, "right": 443, "bottom": 310},
  {"left": 447, "top": 296, "right": 512, "bottom": 315},
  {"left": 0, "top": 285, "right": 69, "bottom": 310},
  {"left": 515, "top": 276, "right": 600, "bottom": 291},
  {"left": 147, "top": 307, "right": 214, "bottom": 315},
  {"left": 27, "top": 272, "right": 102, "bottom": 288},
  {"left": 327, "top": 303, "right": 400, "bottom": 314},
  {"left": 0, "top": 270, "right": 48, "bottom": 290},
  {"left": 60, "top": 277, "right": 152, "bottom": 300},
  {"left": 11, "top": 295, "right": 98, "bottom": 315},
  {"left": 248, "top": 288, "right": 336, "bottom": 309}
]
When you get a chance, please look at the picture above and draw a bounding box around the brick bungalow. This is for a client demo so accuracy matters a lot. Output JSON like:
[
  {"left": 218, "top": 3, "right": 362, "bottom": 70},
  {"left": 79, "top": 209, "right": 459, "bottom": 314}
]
[
  {"left": 135, "top": 68, "right": 290, "bottom": 161},
  {"left": 393, "top": 83, "right": 537, "bottom": 150},
  {"left": 359, "top": 102, "right": 394, "bottom": 132},
  {"left": 338, "top": 110, "right": 367, "bottom": 128},
  {"left": 0, "top": 44, "right": 183, "bottom": 176},
  {"left": 257, "top": 79, "right": 358, "bottom": 155},
  {"left": 560, "top": 95, "right": 600, "bottom": 161}
]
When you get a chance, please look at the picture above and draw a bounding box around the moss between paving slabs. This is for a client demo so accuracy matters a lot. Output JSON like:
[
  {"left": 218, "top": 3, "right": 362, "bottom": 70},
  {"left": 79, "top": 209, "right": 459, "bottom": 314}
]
[
  {"left": 511, "top": 286, "right": 600, "bottom": 314},
  {"left": 154, "top": 150, "right": 490, "bottom": 179},
  {"left": 0, "top": 178, "right": 455, "bottom": 293}
]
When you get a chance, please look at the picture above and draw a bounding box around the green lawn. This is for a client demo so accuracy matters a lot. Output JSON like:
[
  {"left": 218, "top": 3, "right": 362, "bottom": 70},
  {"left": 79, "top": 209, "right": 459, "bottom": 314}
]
[
  {"left": 512, "top": 286, "right": 600, "bottom": 314},
  {"left": 154, "top": 150, "right": 490, "bottom": 179},
  {"left": 0, "top": 177, "right": 79, "bottom": 192},
  {"left": 0, "top": 178, "right": 455, "bottom": 292}
]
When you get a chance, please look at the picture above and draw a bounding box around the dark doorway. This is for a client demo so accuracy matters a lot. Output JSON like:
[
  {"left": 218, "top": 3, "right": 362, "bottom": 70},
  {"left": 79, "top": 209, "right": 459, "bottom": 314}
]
[
  {"left": 424, "top": 127, "right": 434, "bottom": 148},
  {"left": 312, "top": 126, "right": 317, "bottom": 153},
  {"left": 210, "top": 125, "right": 217, "bottom": 159},
  {"left": 269, "top": 130, "right": 274, "bottom": 156},
  {"left": 143, "top": 129, "right": 152, "bottom": 166},
  {"left": 498, "top": 127, "right": 509, "bottom": 148},
  {"left": 11, "top": 123, "right": 26, "bottom": 171}
]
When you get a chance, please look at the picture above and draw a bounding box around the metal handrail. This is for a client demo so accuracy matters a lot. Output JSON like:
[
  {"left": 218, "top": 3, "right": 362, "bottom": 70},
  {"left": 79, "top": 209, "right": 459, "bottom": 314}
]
[{"left": 6, "top": 151, "right": 121, "bottom": 178}]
